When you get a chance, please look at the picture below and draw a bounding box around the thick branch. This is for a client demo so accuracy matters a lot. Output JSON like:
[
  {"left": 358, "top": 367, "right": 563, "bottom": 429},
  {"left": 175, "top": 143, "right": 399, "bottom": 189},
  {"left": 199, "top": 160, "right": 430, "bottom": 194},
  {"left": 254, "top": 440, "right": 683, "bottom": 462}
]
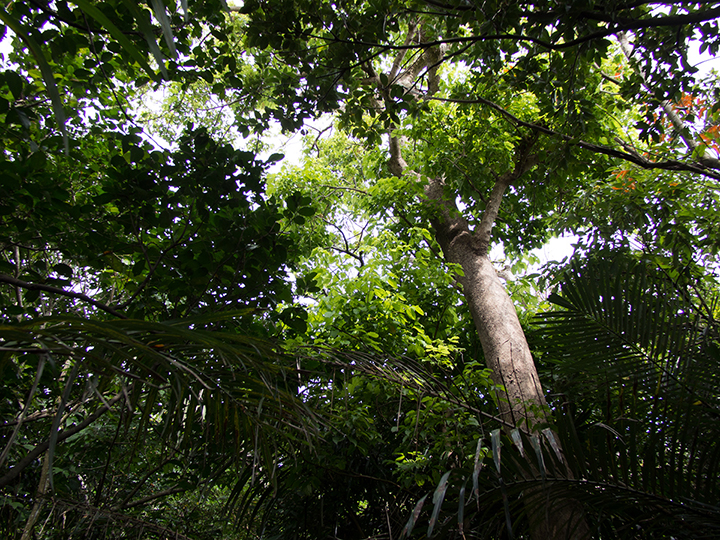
[
  {"left": 618, "top": 32, "right": 720, "bottom": 170},
  {"left": 0, "top": 274, "right": 126, "bottom": 319},
  {"left": 475, "top": 176, "right": 513, "bottom": 252},
  {"left": 424, "top": 177, "right": 474, "bottom": 257},
  {"left": 475, "top": 135, "right": 539, "bottom": 253},
  {"left": 389, "top": 18, "right": 420, "bottom": 82},
  {"left": 388, "top": 136, "right": 408, "bottom": 177}
]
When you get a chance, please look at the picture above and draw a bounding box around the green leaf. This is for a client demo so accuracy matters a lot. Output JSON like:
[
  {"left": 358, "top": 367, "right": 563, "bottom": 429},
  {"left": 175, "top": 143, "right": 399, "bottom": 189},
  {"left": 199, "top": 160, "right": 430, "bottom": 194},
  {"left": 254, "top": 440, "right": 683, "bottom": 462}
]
[
  {"left": 72, "top": 0, "right": 159, "bottom": 81},
  {"left": 0, "top": 8, "right": 67, "bottom": 152},
  {"left": 4, "top": 70, "right": 23, "bottom": 100},
  {"left": 428, "top": 470, "right": 452, "bottom": 538},
  {"left": 52, "top": 263, "right": 73, "bottom": 278}
]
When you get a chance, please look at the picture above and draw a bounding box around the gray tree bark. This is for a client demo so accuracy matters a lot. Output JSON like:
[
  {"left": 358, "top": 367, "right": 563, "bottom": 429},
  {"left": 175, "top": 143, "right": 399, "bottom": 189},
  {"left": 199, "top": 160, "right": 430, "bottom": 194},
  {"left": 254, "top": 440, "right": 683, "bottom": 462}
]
[
  {"left": 423, "top": 152, "right": 590, "bottom": 540},
  {"left": 422, "top": 144, "right": 551, "bottom": 430}
]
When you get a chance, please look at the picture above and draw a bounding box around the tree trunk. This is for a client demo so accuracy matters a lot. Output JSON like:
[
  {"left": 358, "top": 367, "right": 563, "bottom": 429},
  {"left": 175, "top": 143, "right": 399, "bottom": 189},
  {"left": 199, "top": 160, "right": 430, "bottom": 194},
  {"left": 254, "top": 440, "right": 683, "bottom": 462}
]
[
  {"left": 379, "top": 19, "right": 588, "bottom": 532},
  {"left": 389, "top": 133, "right": 588, "bottom": 538},
  {"left": 425, "top": 174, "right": 589, "bottom": 540},
  {"left": 423, "top": 167, "right": 591, "bottom": 540},
  {"left": 424, "top": 175, "right": 550, "bottom": 429}
]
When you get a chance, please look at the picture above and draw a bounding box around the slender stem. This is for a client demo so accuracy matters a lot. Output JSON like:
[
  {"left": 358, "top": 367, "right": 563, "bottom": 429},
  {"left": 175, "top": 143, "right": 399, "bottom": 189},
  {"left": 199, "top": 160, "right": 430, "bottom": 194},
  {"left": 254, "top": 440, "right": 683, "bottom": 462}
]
[
  {"left": 13, "top": 245, "right": 22, "bottom": 308},
  {"left": 476, "top": 135, "right": 539, "bottom": 253},
  {"left": 0, "top": 355, "right": 46, "bottom": 468},
  {"left": 0, "top": 390, "right": 125, "bottom": 490}
]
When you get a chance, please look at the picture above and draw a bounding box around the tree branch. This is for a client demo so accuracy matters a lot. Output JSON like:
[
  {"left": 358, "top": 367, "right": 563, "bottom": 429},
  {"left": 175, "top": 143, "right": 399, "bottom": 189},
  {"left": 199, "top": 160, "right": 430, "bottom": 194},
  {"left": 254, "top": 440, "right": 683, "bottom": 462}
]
[
  {"left": 428, "top": 96, "right": 720, "bottom": 181},
  {"left": 475, "top": 135, "right": 539, "bottom": 253},
  {"left": 0, "top": 274, "right": 127, "bottom": 319},
  {"left": 389, "top": 18, "right": 420, "bottom": 82},
  {"left": 618, "top": 32, "right": 720, "bottom": 170},
  {"left": 315, "top": 7, "right": 720, "bottom": 54},
  {"left": 0, "top": 390, "right": 125, "bottom": 490}
]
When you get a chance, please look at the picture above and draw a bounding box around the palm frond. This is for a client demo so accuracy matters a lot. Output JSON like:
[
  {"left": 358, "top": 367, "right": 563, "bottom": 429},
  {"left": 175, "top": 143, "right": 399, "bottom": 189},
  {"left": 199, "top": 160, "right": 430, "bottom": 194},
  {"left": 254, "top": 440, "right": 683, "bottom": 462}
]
[
  {"left": 530, "top": 252, "right": 720, "bottom": 535},
  {"left": 0, "top": 311, "right": 319, "bottom": 493},
  {"left": 385, "top": 253, "right": 720, "bottom": 539}
]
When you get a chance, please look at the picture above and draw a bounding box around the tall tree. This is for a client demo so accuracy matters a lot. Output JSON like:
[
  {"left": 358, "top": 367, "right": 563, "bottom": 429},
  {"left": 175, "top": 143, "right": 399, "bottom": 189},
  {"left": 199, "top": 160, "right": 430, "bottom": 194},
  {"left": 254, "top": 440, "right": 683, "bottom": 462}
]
[
  {"left": 232, "top": 1, "right": 720, "bottom": 537},
  {"left": 236, "top": 0, "right": 720, "bottom": 417}
]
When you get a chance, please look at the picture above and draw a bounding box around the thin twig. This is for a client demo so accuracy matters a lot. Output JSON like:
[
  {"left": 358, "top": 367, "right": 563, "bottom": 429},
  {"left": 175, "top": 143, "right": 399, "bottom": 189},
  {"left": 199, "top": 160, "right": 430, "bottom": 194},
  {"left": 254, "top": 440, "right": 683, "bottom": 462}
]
[{"left": 0, "top": 274, "right": 126, "bottom": 318}]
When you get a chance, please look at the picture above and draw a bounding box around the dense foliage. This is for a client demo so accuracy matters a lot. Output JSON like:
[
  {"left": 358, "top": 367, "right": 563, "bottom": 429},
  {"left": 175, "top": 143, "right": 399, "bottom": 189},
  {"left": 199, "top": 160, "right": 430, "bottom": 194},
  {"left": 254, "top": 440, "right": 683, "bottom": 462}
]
[{"left": 1, "top": 1, "right": 719, "bottom": 539}]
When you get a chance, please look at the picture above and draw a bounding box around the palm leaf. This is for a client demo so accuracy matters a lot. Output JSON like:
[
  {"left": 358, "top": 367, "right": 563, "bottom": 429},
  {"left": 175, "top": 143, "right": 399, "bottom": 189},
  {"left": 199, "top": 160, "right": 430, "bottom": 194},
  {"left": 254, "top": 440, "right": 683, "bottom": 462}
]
[
  {"left": 149, "top": 0, "right": 178, "bottom": 59},
  {"left": 531, "top": 252, "right": 720, "bottom": 535},
  {"left": 389, "top": 252, "right": 720, "bottom": 538},
  {"left": 0, "top": 312, "right": 318, "bottom": 492},
  {"left": 72, "top": 0, "right": 160, "bottom": 81},
  {"left": 120, "top": 0, "right": 170, "bottom": 78},
  {"left": 427, "top": 470, "right": 452, "bottom": 538}
]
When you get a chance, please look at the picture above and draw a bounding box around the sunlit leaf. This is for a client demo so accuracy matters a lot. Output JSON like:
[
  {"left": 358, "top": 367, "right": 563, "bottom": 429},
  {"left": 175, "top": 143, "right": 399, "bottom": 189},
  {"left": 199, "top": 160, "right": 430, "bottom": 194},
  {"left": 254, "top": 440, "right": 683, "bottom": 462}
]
[
  {"left": 73, "top": 0, "right": 159, "bottom": 80},
  {"left": 0, "top": 8, "right": 67, "bottom": 152}
]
